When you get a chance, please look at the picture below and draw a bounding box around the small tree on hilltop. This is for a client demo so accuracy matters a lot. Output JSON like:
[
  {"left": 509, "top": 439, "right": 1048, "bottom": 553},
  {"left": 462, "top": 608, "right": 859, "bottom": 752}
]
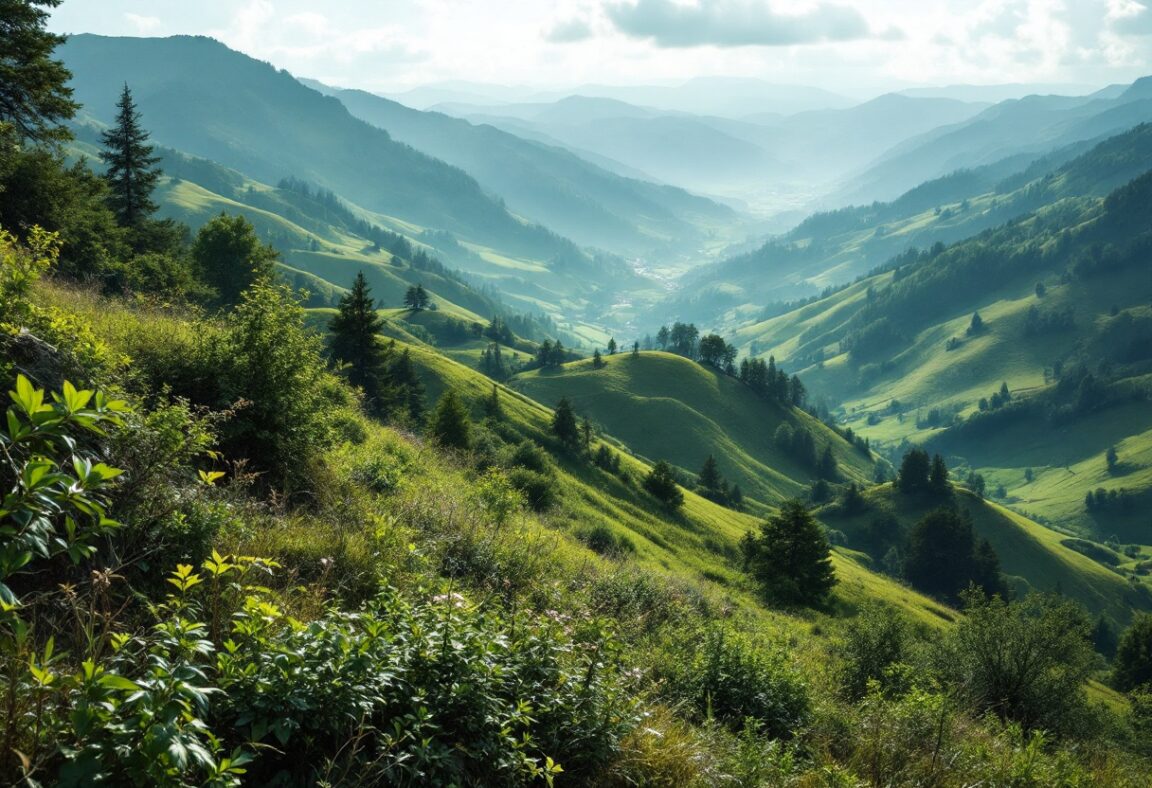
[
  {"left": 607, "top": 337, "right": 617, "bottom": 355},
  {"left": 897, "top": 448, "right": 931, "bottom": 493},
  {"left": 742, "top": 499, "right": 836, "bottom": 606},
  {"left": 551, "top": 397, "right": 579, "bottom": 447},
  {"left": 644, "top": 460, "right": 684, "bottom": 509},
  {"left": 100, "top": 83, "right": 162, "bottom": 234},
  {"left": 428, "top": 389, "right": 471, "bottom": 450}
]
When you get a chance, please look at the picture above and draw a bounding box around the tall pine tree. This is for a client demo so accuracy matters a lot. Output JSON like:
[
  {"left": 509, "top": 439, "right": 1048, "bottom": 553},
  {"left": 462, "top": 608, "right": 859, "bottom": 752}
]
[
  {"left": 329, "top": 271, "right": 391, "bottom": 415},
  {"left": 100, "top": 84, "right": 161, "bottom": 232},
  {"left": 0, "top": 0, "right": 78, "bottom": 144}
]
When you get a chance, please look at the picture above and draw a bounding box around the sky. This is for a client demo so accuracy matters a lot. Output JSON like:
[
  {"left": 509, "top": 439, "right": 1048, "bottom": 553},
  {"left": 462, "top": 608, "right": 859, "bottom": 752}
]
[{"left": 47, "top": 0, "right": 1152, "bottom": 97}]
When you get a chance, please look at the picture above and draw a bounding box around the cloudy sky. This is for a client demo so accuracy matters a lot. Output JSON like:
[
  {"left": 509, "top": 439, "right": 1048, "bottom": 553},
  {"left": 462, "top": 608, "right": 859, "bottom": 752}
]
[{"left": 48, "top": 0, "right": 1152, "bottom": 96}]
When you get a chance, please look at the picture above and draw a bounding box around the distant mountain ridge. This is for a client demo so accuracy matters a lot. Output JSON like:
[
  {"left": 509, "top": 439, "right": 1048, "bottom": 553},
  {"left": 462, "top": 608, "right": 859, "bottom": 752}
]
[
  {"left": 59, "top": 35, "right": 582, "bottom": 264},
  {"left": 301, "top": 80, "right": 743, "bottom": 257}
]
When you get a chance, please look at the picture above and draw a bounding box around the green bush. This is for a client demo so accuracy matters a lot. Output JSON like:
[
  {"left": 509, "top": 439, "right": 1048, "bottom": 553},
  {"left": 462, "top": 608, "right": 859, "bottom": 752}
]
[
  {"left": 216, "top": 586, "right": 640, "bottom": 785},
  {"left": 659, "top": 627, "right": 809, "bottom": 738},
  {"left": 507, "top": 467, "right": 558, "bottom": 511},
  {"left": 838, "top": 603, "right": 913, "bottom": 701}
]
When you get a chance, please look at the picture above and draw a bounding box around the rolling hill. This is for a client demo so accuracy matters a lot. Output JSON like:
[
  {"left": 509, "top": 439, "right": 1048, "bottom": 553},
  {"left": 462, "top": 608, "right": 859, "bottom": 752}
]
[
  {"left": 58, "top": 32, "right": 652, "bottom": 324},
  {"left": 511, "top": 351, "right": 878, "bottom": 510},
  {"left": 732, "top": 155, "right": 1152, "bottom": 542},
  {"left": 303, "top": 81, "right": 745, "bottom": 258},
  {"left": 670, "top": 122, "right": 1152, "bottom": 328}
]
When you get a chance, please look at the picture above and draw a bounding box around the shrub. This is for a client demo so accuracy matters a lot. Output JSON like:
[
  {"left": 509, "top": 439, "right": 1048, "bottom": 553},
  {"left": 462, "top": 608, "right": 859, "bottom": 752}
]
[
  {"left": 507, "top": 467, "right": 558, "bottom": 511},
  {"left": 659, "top": 627, "right": 809, "bottom": 738},
  {"left": 934, "top": 592, "right": 1096, "bottom": 736},
  {"left": 838, "top": 603, "right": 913, "bottom": 701}
]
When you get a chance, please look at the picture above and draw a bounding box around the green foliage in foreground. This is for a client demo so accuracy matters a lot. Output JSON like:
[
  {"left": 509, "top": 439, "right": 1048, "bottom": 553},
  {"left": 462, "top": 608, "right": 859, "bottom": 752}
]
[{"left": 3, "top": 227, "right": 1151, "bottom": 785}]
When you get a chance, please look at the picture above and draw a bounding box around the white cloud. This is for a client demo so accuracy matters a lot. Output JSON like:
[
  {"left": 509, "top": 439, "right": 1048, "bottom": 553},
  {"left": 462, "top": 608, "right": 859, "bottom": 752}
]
[{"left": 124, "top": 12, "right": 162, "bottom": 35}]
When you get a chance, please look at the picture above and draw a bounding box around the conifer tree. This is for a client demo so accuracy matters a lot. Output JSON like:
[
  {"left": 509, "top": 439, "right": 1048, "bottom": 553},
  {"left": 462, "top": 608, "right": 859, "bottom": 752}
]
[
  {"left": 429, "top": 389, "right": 471, "bottom": 450},
  {"left": 0, "top": 0, "right": 78, "bottom": 143},
  {"left": 592, "top": 348, "right": 604, "bottom": 368},
  {"left": 818, "top": 445, "right": 838, "bottom": 481},
  {"left": 551, "top": 397, "right": 579, "bottom": 447},
  {"left": 929, "top": 453, "right": 950, "bottom": 494},
  {"left": 100, "top": 84, "right": 161, "bottom": 232},
  {"left": 698, "top": 454, "right": 723, "bottom": 493},
  {"left": 644, "top": 460, "right": 684, "bottom": 509},
  {"left": 741, "top": 499, "right": 836, "bottom": 606},
  {"left": 328, "top": 271, "right": 391, "bottom": 414},
  {"left": 607, "top": 337, "right": 617, "bottom": 355},
  {"left": 388, "top": 348, "right": 426, "bottom": 423},
  {"left": 483, "top": 383, "right": 502, "bottom": 420}
]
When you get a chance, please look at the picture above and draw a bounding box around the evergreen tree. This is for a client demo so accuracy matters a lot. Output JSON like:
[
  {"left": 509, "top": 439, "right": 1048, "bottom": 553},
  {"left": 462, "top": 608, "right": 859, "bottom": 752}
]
[
  {"left": 967, "top": 311, "right": 984, "bottom": 336},
  {"left": 904, "top": 508, "right": 1003, "bottom": 603},
  {"left": 551, "top": 397, "right": 579, "bottom": 447},
  {"left": 742, "top": 499, "right": 836, "bottom": 606},
  {"left": 631, "top": 340, "right": 640, "bottom": 357},
  {"left": 929, "top": 453, "right": 950, "bottom": 494},
  {"left": 1106, "top": 445, "right": 1119, "bottom": 472},
  {"left": 698, "top": 454, "right": 723, "bottom": 494},
  {"left": 428, "top": 389, "right": 471, "bottom": 450},
  {"left": 897, "top": 448, "right": 931, "bottom": 493},
  {"left": 643, "top": 460, "right": 683, "bottom": 509},
  {"left": 386, "top": 347, "right": 425, "bottom": 423},
  {"left": 592, "top": 348, "right": 604, "bottom": 368},
  {"left": 607, "top": 337, "right": 617, "bottom": 355},
  {"left": 818, "top": 445, "right": 838, "bottom": 481},
  {"left": 100, "top": 84, "right": 162, "bottom": 232},
  {"left": 483, "top": 384, "right": 502, "bottom": 420},
  {"left": 328, "top": 271, "right": 390, "bottom": 414},
  {"left": 0, "top": 0, "right": 78, "bottom": 144},
  {"left": 656, "top": 325, "right": 670, "bottom": 350},
  {"left": 403, "top": 285, "right": 422, "bottom": 311},
  {"left": 581, "top": 416, "right": 593, "bottom": 452},
  {"left": 192, "top": 212, "right": 278, "bottom": 305}
]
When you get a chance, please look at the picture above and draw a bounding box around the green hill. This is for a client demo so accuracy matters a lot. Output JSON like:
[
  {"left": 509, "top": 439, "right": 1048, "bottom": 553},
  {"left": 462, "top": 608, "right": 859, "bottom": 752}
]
[
  {"left": 59, "top": 34, "right": 652, "bottom": 328},
  {"left": 511, "top": 351, "right": 878, "bottom": 510},
  {"left": 734, "top": 164, "right": 1152, "bottom": 542},
  {"left": 818, "top": 485, "right": 1151, "bottom": 626},
  {"left": 670, "top": 123, "right": 1152, "bottom": 329}
]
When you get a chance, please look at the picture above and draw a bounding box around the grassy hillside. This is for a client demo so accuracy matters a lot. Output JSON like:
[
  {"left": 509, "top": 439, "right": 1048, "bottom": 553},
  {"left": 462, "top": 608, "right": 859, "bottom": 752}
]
[
  {"left": 734, "top": 164, "right": 1152, "bottom": 544},
  {"left": 512, "top": 351, "right": 878, "bottom": 510},
  {"left": 819, "top": 485, "right": 1150, "bottom": 626}
]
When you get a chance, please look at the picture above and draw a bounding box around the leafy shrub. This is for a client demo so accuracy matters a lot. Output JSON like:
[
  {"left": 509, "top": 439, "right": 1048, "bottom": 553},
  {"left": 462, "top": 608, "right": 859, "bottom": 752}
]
[
  {"left": 216, "top": 585, "right": 639, "bottom": 785},
  {"left": 934, "top": 592, "right": 1096, "bottom": 736},
  {"left": 576, "top": 523, "right": 636, "bottom": 558},
  {"left": 507, "top": 467, "right": 558, "bottom": 511},
  {"left": 659, "top": 627, "right": 809, "bottom": 738},
  {"left": 838, "top": 603, "right": 913, "bottom": 701}
]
